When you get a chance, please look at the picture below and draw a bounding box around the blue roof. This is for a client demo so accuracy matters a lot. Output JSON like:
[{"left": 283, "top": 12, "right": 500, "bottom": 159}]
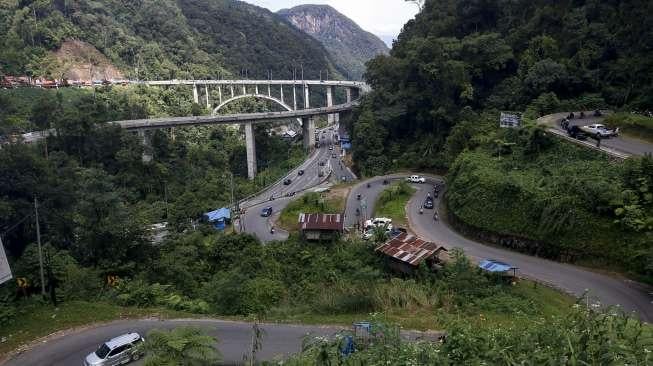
[
  {"left": 478, "top": 259, "right": 517, "bottom": 273},
  {"left": 204, "top": 207, "right": 231, "bottom": 222}
]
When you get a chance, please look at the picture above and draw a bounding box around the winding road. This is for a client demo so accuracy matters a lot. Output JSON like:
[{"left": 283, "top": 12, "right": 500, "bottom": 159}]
[
  {"left": 2, "top": 319, "right": 343, "bottom": 366},
  {"left": 346, "top": 175, "right": 653, "bottom": 322},
  {"left": 239, "top": 125, "right": 355, "bottom": 242}
]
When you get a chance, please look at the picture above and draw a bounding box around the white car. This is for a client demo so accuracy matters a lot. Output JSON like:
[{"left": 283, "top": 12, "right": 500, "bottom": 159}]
[
  {"left": 85, "top": 333, "right": 144, "bottom": 366},
  {"left": 406, "top": 175, "right": 426, "bottom": 183},
  {"left": 580, "top": 124, "right": 618, "bottom": 138}
]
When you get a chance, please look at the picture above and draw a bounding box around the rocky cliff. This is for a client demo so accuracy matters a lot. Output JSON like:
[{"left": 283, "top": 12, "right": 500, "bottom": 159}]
[{"left": 278, "top": 5, "right": 389, "bottom": 80}]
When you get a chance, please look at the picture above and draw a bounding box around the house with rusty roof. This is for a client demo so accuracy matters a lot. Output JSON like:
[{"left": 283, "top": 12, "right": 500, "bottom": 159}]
[
  {"left": 375, "top": 232, "right": 448, "bottom": 274},
  {"left": 298, "top": 213, "right": 344, "bottom": 241}
]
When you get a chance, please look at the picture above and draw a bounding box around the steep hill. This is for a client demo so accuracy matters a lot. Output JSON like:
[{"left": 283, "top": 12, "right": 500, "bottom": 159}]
[
  {"left": 278, "top": 4, "right": 388, "bottom": 80},
  {"left": 0, "top": 0, "right": 339, "bottom": 80}
]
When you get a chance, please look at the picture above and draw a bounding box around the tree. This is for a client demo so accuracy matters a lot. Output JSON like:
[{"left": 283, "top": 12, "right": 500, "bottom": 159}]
[{"left": 142, "top": 327, "right": 221, "bottom": 366}]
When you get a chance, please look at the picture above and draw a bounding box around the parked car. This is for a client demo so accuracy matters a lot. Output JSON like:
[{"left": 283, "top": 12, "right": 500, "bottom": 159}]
[
  {"left": 567, "top": 125, "right": 588, "bottom": 140},
  {"left": 84, "top": 333, "right": 144, "bottom": 366},
  {"left": 283, "top": 178, "right": 292, "bottom": 185},
  {"left": 298, "top": 169, "right": 304, "bottom": 176},
  {"left": 261, "top": 207, "right": 273, "bottom": 217},
  {"left": 406, "top": 175, "right": 426, "bottom": 183},
  {"left": 580, "top": 124, "right": 618, "bottom": 138}
]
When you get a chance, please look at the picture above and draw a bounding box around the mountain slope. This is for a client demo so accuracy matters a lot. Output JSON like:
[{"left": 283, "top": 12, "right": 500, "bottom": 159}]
[
  {"left": 0, "top": 0, "right": 338, "bottom": 80},
  {"left": 278, "top": 4, "right": 389, "bottom": 80}
]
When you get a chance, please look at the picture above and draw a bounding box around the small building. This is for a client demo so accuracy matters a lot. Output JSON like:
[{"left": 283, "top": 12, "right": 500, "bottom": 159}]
[
  {"left": 299, "top": 213, "right": 344, "bottom": 241},
  {"left": 375, "top": 232, "right": 448, "bottom": 274},
  {"left": 203, "top": 207, "right": 231, "bottom": 231}
]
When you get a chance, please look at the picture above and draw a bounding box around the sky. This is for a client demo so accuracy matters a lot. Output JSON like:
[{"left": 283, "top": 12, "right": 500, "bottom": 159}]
[{"left": 241, "top": 0, "right": 420, "bottom": 47}]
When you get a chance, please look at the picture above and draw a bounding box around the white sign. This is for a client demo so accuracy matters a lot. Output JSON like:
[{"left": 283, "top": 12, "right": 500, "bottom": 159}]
[
  {"left": 0, "top": 237, "right": 12, "bottom": 285},
  {"left": 500, "top": 112, "right": 521, "bottom": 128}
]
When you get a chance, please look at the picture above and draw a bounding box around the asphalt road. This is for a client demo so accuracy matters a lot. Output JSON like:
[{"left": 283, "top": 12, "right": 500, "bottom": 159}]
[
  {"left": 347, "top": 175, "right": 653, "bottom": 322},
  {"left": 541, "top": 112, "right": 653, "bottom": 156},
  {"left": 239, "top": 125, "right": 355, "bottom": 242},
  {"left": 2, "top": 319, "right": 343, "bottom": 366}
]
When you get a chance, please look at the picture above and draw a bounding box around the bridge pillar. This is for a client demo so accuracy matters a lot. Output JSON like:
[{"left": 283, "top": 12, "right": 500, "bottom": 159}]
[
  {"left": 326, "top": 86, "right": 337, "bottom": 124},
  {"left": 244, "top": 122, "right": 257, "bottom": 180},
  {"left": 230, "top": 85, "right": 234, "bottom": 98},
  {"left": 293, "top": 84, "right": 297, "bottom": 110},
  {"left": 267, "top": 83, "right": 271, "bottom": 97},
  {"left": 138, "top": 130, "right": 152, "bottom": 163},
  {"left": 280, "top": 85, "right": 284, "bottom": 104},
  {"left": 193, "top": 84, "right": 199, "bottom": 104},
  {"left": 242, "top": 84, "right": 247, "bottom": 95},
  {"left": 302, "top": 117, "right": 315, "bottom": 152},
  {"left": 218, "top": 85, "right": 222, "bottom": 104},
  {"left": 205, "top": 85, "right": 210, "bottom": 109},
  {"left": 346, "top": 87, "right": 352, "bottom": 103},
  {"left": 303, "top": 84, "right": 310, "bottom": 109},
  {"left": 255, "top": 84, "right": 259, "bottom": 95}
]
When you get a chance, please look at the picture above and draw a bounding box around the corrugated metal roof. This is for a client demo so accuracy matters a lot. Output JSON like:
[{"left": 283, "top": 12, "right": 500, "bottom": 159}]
[
  {"left": 299, "top": 213, "right": 344, "bottom": 231},
  {"left": 375, "top": 232, "right": 447, "bottom": 267}
]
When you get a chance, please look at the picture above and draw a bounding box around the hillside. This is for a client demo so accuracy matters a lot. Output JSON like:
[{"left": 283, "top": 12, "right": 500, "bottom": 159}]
[
  {"left": 0, "top": 0, "right": 339, "bottom": 80},
  {"left": 349, "top": 0, "right": 653, "bottom": 279},
  {"left": 278, "top": 4, "right": 388, "bottom": 80}
]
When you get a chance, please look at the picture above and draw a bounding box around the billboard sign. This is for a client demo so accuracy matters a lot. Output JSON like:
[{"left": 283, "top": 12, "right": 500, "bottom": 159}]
[
  {"left": 0, "top": 237, "right": 12, "bottom": 285},
  {"left": 500, "top": 112, "right": 521, "bottom": 128}
]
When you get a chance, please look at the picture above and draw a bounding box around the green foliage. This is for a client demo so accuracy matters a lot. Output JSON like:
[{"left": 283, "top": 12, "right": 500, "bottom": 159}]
[
  {"left": 113, "top": 279, "right": 209, "bottom": 314},
  {"left": 374, "top": 181, "right": 415, "bottom": 227},
  {"left": 604, "top": 112, "right": 653, "bottom": 143},
  {"left": 142, "top": 327, "right": 220, "bottom": 366},
  {"left": 350, "top": 0, "right": 653, "bottom": 173},
  {"left": 286, "top": 306, "right": 652, "bottom": 365},
  {"left": 0, "top": 0, "right": 337, "bottom": 80},
  {"left": 446, "top": 132, "right": 653, "bottom": 277}
]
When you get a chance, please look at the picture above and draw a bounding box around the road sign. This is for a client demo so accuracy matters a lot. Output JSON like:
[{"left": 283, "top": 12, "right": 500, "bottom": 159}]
[
  {"left": 0, "top": 237, "right": 12, "bottom": 285},
  {"left": 16, "top": 277, "right": 28, "bottom": 288},
  {"left": 500, "top": 112, "right": 521, "bottom": 128}
]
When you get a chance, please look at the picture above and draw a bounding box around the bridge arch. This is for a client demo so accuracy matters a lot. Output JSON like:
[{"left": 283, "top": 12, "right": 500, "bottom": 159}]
[{"left": 212, "top": 94, "right": 295, "bottom": 116}]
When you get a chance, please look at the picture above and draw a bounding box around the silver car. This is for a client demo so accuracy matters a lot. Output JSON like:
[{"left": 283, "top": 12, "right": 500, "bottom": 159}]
[{"left": 84, "top": 332, "right": 144, "bottom": 366}]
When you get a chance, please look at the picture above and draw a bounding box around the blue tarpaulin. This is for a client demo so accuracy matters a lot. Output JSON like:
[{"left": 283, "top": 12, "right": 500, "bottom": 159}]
[
  {"left": 478, "top": 259, "right": 517, "bottom": 273},
  {"left": 204, "top": 208, "right": 231, "bottom": 230}
]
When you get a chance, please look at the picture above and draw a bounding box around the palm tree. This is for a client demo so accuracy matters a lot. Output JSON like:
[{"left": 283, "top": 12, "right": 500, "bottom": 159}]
[{"left": 142, "top": 327, "right": 221, "bottom": 366}]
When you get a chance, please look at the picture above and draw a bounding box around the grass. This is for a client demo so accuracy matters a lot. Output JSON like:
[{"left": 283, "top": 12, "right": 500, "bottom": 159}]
[
  {"left": 278, "top": 192, "right": 345, "bottom": 231},
  {"left": 374, "top": 181, "right": 416, "bottom": 228},
  {"left": 604, "top": 112, "right": 653, "bottom": 143},
  {"left": 264, "top": 279, "right": 574, "bottom": 331},
  {"left": 0, "top": 300, "right": 193, "bottom": 356}
]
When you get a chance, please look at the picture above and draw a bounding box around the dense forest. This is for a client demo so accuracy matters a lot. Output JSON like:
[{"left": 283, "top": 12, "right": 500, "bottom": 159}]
[
  {"left": 347, "top": 0, "right": 653, "bottom": 279},
  {"left": 0, "top": 0, "right": 340, "bottom": 80}
]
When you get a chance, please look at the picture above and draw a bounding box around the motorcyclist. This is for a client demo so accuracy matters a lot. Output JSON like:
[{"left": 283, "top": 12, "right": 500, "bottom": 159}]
[
  {"left": 355, "top": 208, "right": 360, "bottom": 216},
  {"left": 367, "top": 182, "right": 371, "bottom": 188},
  {"left": 357, "top": 194, "right": 361, "bottom": 200},
  {"left": 270, "top": 226, "right": 275, "bottom": 234},
  {"left": 433, "top": 211, "right": 439, "bottom": 221},
  {"left": 419, "top": 205, "right": 424, "bottom": 215}
]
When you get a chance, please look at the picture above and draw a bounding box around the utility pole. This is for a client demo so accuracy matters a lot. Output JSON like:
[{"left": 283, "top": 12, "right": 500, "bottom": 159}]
[{"left": 34, "top": 197, "right": 46, "bottom": 297}]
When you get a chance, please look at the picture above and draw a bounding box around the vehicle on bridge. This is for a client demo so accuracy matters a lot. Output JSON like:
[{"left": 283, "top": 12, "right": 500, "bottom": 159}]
[
  {"left": 283, "top": 178, "right": 292, "bottom": 185},
  {"left": 406, "top": 175, "right": 426, "bottom": 183},
  {"left": 85, "top": 332, "right": 144, "bottom": 366}
]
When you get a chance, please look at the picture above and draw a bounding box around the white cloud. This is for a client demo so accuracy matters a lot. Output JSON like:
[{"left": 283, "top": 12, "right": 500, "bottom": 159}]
[{"left": 242, "top": 0, "right": 419, "bottom": 46}]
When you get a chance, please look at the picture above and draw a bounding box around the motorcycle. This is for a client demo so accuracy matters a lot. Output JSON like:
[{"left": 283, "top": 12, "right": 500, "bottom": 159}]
[
  {"left": 433, "top": 212, "right": 439, "bottom": 221},
  {"left": 419, "top": 206, "right": 424, "bottom": 215},
  {"left": 270, "top": 227, "right": 275, "bottom": 234},
  {"left": 356, "top": 194, "right": 361, "bottom": 200},
  {"left": 355, "top": 208, "right": 360, "bottom": 216},
  {"left": 367, "top": 182, "right": 371, "bottom": 188}
]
